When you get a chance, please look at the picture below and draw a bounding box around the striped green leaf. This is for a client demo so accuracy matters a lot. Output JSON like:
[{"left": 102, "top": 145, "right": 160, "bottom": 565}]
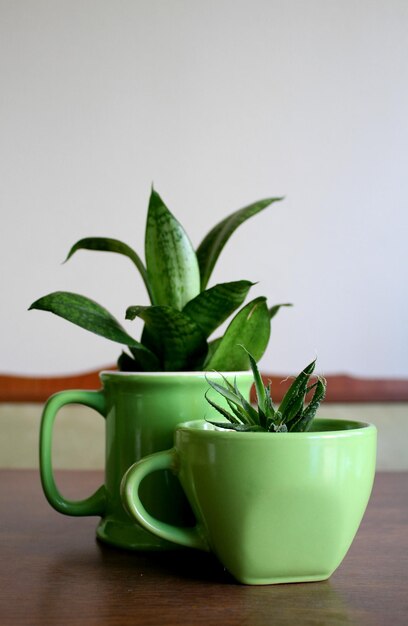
[
  {"left": 29, "top": 291, "right": 151, "bottom": 352},
  {"left": 182, "top": 280, "right": 254, "bottom": 337},
  {"left": 269, "top": 303, "right": 293, "bottom": 320},
  {"left": 205, "top": 297, "right": 271, "bottom": 371},
  {"left": 64, "top": 237, "right": 154, "bottom": 303},
  {"left": 196, "top": 197, "right": 283, "bottom": 289},
  {"left": 117, "top": 349, "right": 161, "bottom": 372},
  {"left": 145, "top": 189, "right": 200, "bottom": 309},
  {"left": 125, "top": 305, "right": 207, "bottom": 371}
]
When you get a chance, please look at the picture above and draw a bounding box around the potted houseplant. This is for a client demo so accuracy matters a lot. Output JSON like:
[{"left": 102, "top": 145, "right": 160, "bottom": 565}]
[
  {"left": 32, "top": 188, "right": 289, "bottom": 550},
  {"left": 122, "top": 350, "right": 377, "bottom": 583}
]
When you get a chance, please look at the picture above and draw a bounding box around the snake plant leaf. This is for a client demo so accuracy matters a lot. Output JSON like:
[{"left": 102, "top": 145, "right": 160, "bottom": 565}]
[
  {"left": 129, "top": 344, "right": 161, "bottom": 371},
  {"left": 117, "top": 348, "right": 161, "bottom": 372},
  {"left": 145, "top": 189, "right": 200, "bottom": 309},
  {"left": 269, "top": 303, "right": 293, "bottom": 320},
  {"left": 204, "top": 337, "right": 222, "bottom": 366},
  {"left": 125, "top": 305, "right": 207, "bottom": 371},
  {"left": 196, "top": 197, "right": 284, "bottom": 290},
  {"left": 117, "top": 351, "right": 137, "bottom": 371},
  {"left": 182, "top": 280, "right": 254, "bottom": 338},
  {"left": 64, "top": 237, "right": 153, "bottom": 303},
  {"left": 205, "top": 297, "right": 271, "bottom": 371},
  {"left": 28, "top": 291, "right": 151, "bottom": 350}
]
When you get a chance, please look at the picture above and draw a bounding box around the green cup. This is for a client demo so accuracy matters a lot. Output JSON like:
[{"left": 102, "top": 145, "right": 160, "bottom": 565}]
[
  {"left": 122, "top": 418, "right": 377, "bottom": 583},
  {"left": 39, "top": 371, "right": 253, "bottom": 550}
]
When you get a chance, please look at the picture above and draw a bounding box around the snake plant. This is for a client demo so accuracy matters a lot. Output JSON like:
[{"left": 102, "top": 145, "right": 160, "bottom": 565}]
[
  {"left": 205, "top": 349, "right": 326, "bottom": 432},
  {"left": 29, "top": 188, "right": 289, "bottom": 371}
]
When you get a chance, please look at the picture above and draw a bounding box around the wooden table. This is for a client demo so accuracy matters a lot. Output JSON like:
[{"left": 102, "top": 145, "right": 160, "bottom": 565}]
[{"left": 1, "top": 471, "right": 407, "bottom": 626}]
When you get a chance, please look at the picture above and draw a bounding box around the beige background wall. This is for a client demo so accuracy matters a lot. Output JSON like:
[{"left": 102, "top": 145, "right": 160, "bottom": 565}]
[
  {"left": 1, "top": 0, "right": 407, "bottom": 378},
  {"left": 1, "top": 402, "right": 406, "bottom": 471}
]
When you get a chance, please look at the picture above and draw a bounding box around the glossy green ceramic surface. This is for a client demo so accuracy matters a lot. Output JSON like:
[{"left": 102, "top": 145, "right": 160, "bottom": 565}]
[
  {"left": 122, "top": 418, "right": 377, "bottom": 583},
  {"left": 39, "top": 371, "right": 253, "bottom": 550}
]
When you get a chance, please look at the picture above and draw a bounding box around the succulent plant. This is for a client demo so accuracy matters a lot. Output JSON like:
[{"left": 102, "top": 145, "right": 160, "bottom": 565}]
[
  {"left": 205, "top": 348, "right": 327, "bottom": 432},
  {"left": 29, "top": 188, "right": 290, "bottom": 372}
]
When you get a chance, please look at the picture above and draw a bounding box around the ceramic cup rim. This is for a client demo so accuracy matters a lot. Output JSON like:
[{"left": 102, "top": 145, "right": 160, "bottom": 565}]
[
  {"left": 174, "top": 418, "right": 377, "bottom": 440},
  {"left": 99, "top": 370, "right": 252, "bottom": 380}
]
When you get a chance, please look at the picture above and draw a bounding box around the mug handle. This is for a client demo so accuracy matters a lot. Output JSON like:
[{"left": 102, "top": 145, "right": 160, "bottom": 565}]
[
  {"left": 40, "top": 389, "right": 107, "bottom": 516},
  {"left": 121, "top": 450, "right": 210, "bottom": 551}
]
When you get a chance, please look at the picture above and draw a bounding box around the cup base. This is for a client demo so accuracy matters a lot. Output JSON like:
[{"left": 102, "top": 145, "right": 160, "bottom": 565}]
[
  {"left": 96, "top": 516, "right": 179, "bottom": 551},
  {"left": 235, "top": 572, "right": 332, "bottom": 585}
]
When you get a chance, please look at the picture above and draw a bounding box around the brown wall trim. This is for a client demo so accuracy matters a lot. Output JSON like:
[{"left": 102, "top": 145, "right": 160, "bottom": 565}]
[
  {"left": 0, "top": 367, "right": 116, "bottom": 403},
  {"left": 0, "top": 367, "right": 408, "bottom": 403},
  {"left": 258, "top": 374, "right": 408, "bottom": 404}
]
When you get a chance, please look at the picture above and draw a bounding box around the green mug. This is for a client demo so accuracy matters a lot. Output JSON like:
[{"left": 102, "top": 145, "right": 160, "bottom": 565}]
[
  {"left": 122, "top": 418, "right": 377, "bottom": 583},
  {"left": 39, "top": 371, "right": 253, "bottom": 550}
]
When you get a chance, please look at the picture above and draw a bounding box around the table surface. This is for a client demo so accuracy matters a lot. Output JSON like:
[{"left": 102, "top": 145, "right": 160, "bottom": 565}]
[{"left": 1, "top": 471, "right": 407, "bottom": 626}]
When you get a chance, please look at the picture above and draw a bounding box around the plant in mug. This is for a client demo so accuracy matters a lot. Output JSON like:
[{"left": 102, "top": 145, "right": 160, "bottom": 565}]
[
  {"left": 29, "top": 188, "right": 290, "bottom": 371},
  {"left": 205, "top": 349, "right": 327, "bottom": 432}
]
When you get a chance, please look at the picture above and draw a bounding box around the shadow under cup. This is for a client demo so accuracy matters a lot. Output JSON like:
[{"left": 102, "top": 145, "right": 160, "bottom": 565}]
[{"left": 122, "top": 418, "right": 377, "bottom": 584}]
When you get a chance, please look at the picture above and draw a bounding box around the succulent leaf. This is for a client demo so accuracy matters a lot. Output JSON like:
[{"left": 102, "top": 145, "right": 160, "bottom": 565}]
[
  {"left": 196, "top": 197, "right": 283, "bottom": 290},
  {"left": 267, "top": 409, "right": 283, "bottom": 432},
  {"left": 264, "top": 382, "right": 275, "bottom": 419},
  {"left": 278, "top": 360, "right": 316, "bottom": 422},
  {"left": 205, "top": 349, "right": 326, "bottom": 433},
  {"left": 226, "top": 397, "right": 248, "bottom": 422},
  {"left": 204, "top": 392, "right": 243, "bottom": 424},
  {"left": 291, "top": 378, "right": 327, "bottom": 432},
  {"left": 257, "top": 406, "right": 268, "bottom": 429},
  {"left": 145, "top": 189, "right": 200, "bottom": 309},
  {"left": 233, "top": 378, "right": 260, "bottom": 425},
  {"left": 205, "top": 422, "right": 265, "bottom": 432},
  {"left": 205, "top": 377, "right": 246, "bottom": 409},
  {"left": 241, "top": 345, "right": 267, "bottom": 415}
]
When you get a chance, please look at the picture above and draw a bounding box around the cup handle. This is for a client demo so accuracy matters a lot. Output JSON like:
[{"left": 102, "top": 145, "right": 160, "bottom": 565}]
[
  {"left": 121, "top": 450, "right": 210, "bottom": 551},
  {"left": 40, "top": 389, "right": 107, "bottom": 516}
]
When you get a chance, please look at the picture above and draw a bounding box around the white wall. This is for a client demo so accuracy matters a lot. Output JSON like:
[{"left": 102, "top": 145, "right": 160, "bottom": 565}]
[{"left": 1, "top": 0, "right": 407, "bottom": 377}]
